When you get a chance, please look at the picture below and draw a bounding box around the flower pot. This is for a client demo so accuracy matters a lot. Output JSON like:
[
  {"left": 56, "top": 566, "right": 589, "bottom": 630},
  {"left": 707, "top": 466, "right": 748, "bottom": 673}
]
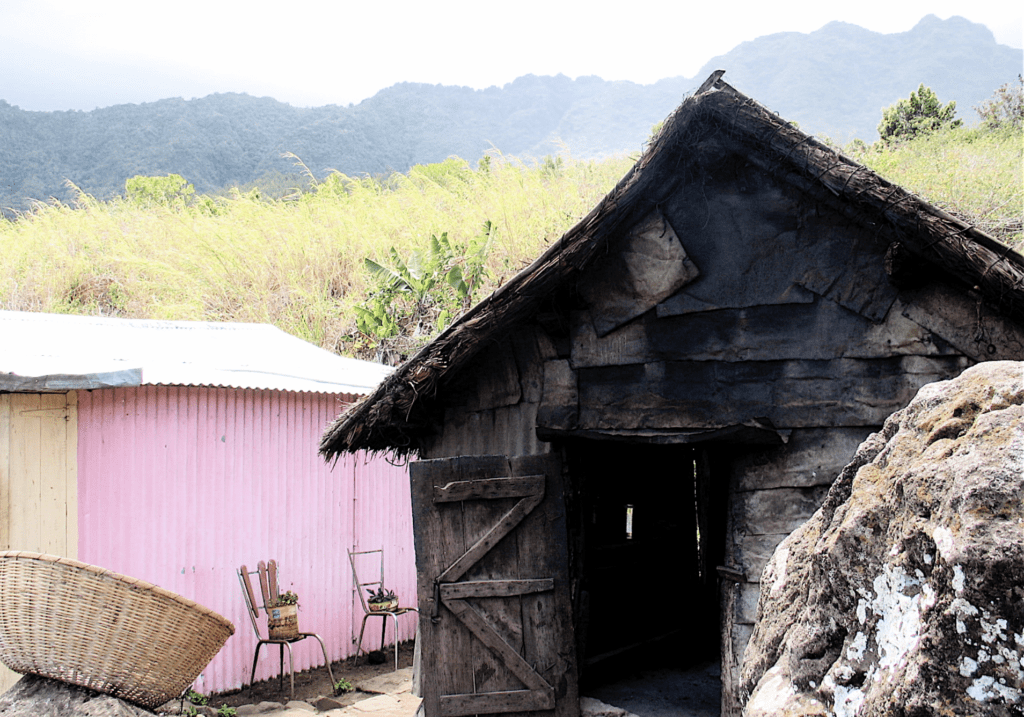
[
  {"left": 267, "top": 603, "right": 299, "bottom": 639},
  {"left": 368, "top": 598, "right": 397, "bottom": 612}
]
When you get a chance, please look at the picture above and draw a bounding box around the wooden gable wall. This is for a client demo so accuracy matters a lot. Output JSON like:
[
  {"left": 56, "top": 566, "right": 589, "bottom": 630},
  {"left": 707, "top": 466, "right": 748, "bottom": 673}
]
[
  {"left": 541, "top": 137, "right": 984, "bottom": 438},
  {"left": 411, "top": 135, "right": 1024, "bottom": 716}
]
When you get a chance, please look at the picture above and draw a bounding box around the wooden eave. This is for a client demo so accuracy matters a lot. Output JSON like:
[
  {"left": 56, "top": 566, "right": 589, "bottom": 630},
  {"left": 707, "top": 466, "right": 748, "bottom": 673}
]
[{"left": 319, "top": 71, "right": 1024, "bottom": 460}]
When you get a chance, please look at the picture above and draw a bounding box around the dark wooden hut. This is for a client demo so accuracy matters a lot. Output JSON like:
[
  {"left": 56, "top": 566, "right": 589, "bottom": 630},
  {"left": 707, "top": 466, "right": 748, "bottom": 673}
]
[{"left": 320, "top": 72, "right": 1024, "bottom": 717}]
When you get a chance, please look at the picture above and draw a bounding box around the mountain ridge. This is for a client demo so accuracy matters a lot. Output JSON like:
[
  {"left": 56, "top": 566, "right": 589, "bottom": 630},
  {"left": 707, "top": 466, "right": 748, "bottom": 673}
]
[{"left": 1, "top": 15, "right": 1020, "bottom": 214}]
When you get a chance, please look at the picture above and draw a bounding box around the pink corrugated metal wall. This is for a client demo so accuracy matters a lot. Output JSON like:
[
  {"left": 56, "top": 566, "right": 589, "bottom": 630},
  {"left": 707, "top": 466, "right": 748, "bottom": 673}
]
[{"left": 76, "top": 386, "right": 416, "bottom": 695}]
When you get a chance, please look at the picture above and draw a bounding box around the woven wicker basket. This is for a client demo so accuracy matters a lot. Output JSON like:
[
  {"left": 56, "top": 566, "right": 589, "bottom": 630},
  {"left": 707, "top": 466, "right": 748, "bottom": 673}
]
[{"left": 0, "top": 551, "right": 235, "bottom": 709}]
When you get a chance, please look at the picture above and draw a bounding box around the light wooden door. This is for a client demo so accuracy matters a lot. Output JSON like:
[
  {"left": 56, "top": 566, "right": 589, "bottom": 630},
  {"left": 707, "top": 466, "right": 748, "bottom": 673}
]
[
  {"left": 0, "top": 392, "right": 78, "bottom": 692},
  {"left": 0, "top": 392, "right": 77, "bottom": 556},
  {"left": 410, "top": 454, "right": 578, "bottom": 717}
]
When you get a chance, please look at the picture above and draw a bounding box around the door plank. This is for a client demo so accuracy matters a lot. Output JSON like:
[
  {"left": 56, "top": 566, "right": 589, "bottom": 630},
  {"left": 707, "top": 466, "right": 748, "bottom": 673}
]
[
  {"left": 513, "top": 453, "right": 579, "bottom": 717},
  {"left": 433, "top": 476, "right": 544, "bottom": 503},
  {"left": 456, "top": 478, "right": 525, "bottom": 698},
  {"left": 441, "top": 690, "right": 556, "bottom": 716},
  {"left": 412, "top": 459, "right": 478, "bottom": 716},
  {"left": 440, "top": 579, "right": 554, "bottom": 599}
]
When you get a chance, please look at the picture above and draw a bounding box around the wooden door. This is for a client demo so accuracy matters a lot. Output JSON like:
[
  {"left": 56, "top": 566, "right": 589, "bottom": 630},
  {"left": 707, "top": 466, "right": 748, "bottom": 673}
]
[
  {"left": 0, "top": 392, "right": 78, "bottom": 693},
  {"left": 0, "top": 392, "right": 78, "bottom": 556},
  {"left": 410, "top": 454, "right": 578, "bottom": 717}
]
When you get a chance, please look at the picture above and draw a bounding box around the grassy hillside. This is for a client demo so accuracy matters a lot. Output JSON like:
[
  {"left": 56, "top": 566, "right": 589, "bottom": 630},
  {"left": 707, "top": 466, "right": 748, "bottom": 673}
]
[
  {"left": 1, "top": 126, "right": 1019, "bottom": 362},
  {"left": 0, "top": 152, "right": 634, "bottom": 358},
  {"left": 851, "top": 126, "right": 1022, "bottom": 241}
]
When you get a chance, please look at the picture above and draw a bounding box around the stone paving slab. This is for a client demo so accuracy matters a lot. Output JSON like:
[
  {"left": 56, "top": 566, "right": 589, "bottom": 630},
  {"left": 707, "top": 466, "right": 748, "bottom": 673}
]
[
  {"left": 255, "top": 668, "right": 420, "bottom": 717},
  {"left": 354, "top": 669, "right": 413, "bottom": 696}
]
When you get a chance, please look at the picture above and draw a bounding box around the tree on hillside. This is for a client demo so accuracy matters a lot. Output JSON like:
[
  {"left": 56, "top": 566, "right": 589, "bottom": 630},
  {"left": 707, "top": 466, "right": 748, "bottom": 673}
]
[
  {"left": 878, "top": 84, "right": 962, "bottom": 143},
  {"left": 125, "top": 174, "right": 195, "bottom": 208},
  {"left": 975, "top": 76, "right": 1024, "bottom": 131}
]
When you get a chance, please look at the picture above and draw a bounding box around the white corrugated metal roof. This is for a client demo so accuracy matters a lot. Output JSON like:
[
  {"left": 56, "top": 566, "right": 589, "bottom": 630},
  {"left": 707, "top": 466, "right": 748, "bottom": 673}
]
[{"left": 0, "top": 310, "right": 391, "bottom": 394}]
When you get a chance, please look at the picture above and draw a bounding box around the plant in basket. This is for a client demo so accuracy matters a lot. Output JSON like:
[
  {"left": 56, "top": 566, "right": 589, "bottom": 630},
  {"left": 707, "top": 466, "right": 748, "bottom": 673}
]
[
  {"left": 267, "top": 591, "right": 300, "bottom": 639},
  {"left": 271, "top": 590, "right": 299, "bottom": 606},
  {"left": 367, "top": 586, "right": 397, "bottom": 612}
]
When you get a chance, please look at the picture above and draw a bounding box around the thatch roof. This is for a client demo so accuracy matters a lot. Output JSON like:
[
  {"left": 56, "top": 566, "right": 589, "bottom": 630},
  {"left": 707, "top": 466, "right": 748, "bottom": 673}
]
[{"left": 320, "top": 71, "right": 1024, "bottom": 459}]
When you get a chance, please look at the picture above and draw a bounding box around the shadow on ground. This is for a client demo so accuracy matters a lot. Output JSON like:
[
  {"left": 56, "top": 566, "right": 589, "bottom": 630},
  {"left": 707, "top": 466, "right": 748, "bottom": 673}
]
[
  {"left": 211, "top": 641, "right": 415, "bottom": 709},
  {"left": 580, "top": 642, "right": 721, "bottom": 717}
]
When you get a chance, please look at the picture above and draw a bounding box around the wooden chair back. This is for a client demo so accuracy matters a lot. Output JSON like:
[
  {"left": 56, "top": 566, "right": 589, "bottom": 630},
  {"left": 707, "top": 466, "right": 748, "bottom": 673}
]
[
  {"left": 348, "top": 549, "right": 385, "bottom": 614},
  {"left": 238, "top": 560, "right": 280, "bottom": 637}
]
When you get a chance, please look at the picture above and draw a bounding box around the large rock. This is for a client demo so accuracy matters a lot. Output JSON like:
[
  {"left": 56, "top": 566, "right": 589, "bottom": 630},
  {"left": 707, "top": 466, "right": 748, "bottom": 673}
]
[
  {"left": 740, "top": 361, "right": 1024, "bottom": 716},
  {"left": 0, "top": 674, "right": 155, "bottom": 715}
]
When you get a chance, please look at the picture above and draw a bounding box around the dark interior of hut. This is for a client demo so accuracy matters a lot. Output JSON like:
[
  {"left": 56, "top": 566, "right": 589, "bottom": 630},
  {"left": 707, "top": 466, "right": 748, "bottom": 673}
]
[{"left": 568, "top": 441, "right": 728, "bottom": 711}]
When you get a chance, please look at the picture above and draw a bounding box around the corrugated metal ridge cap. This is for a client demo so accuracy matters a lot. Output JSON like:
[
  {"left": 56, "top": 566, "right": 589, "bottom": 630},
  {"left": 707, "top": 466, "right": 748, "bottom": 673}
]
[{"left": 0, "top": 310, "right": 392, "bottom": 394}]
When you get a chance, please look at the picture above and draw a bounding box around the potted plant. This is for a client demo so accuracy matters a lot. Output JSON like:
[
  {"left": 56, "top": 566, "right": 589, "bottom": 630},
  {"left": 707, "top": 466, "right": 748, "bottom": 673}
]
[
  {"left": 367, "top": 587, "right": 397, "bottom": 612},
  {"left": 267, "top": 590, "right": 300, "bottom": 639}
]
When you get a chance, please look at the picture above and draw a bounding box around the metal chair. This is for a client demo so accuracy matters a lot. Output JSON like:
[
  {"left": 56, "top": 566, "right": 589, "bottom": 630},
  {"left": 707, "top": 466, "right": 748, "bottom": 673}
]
[
  {"left": 348, "top": 549, "right": 418, "bottom": 671},
  {"left": 237, "top": 560, "right": 335, "bottom": 701}
]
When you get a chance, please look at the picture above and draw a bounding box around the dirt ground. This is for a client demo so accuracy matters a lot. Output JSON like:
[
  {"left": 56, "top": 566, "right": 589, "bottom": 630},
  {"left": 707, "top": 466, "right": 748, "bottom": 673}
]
[
  {"left": 210, "top": 641, "right": 415, "bottom": 709},
  {"left": 210, "top": 639, "right": 720, "bottom": 717}
]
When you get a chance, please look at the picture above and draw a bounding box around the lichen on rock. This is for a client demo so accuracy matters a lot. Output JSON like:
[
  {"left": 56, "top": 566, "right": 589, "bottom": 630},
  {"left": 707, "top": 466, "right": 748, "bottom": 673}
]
[{"left": 741, "top": 361, "right": 1024, "bottom": 716}]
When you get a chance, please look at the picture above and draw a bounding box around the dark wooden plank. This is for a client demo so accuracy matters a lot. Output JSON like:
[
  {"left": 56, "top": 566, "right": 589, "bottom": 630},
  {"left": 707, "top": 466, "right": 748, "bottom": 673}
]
[
  {"left": 411, "top": 458, "right": 475, "bottom": 716},
  {"left": 438, "top": 491, "right": 544, "bottom": 584},
  {"left": 444, "top": 598, "right": 552, "bottom": 693},
  {"left": 720, "top": 579, "right": 741, "bottom": 717},
  {"left": 455, "top": 464, "right": 524, "bottom": 702},
  {"left": 440, "top": 690, "right": 555, "bottom": 716},
  {"left": 659, "top": 172, "right": 899, "bottom": 323},
  {"left": 433, "top": 476, "right": 544, "bottom": 503},
  {"left": 440, "top": 579, "right": 553, "bottom": 600},
  {"left": 901, "top": 282, "right": 1024, "bottom": 362},
  {"left": 731, "top": 486, "right": 831, "bottom": 536},
  {"left": 512, "top": 453, "right": 579, "bottom": 717},
  {"left": 795, "top": 225, "right": 899, "bottom": 322},
  {"left": 576, "top": 356, "right": 973, "bottom": 430},
  {"left": 571, "top": 296, "right": 957, "bottom": 369},
  {"left": 576, "top": 209, "right": 700, "bottom": 337},
  {"left": 729, "top": 427, "right": 874, "bottom": 491},
  {"left": 445, "top": 340, "right": 522, "bottom": 412},
  {"left": 537, "top": 360, "right": 578, "bottom": 432},
  {"left": 429, "top": 403, "right": 552, "bottom": 459},
  {"left": 658, "top": 171, "right": 822, "bottom": 318},
  {"left": 510, "top": 326, "right": 558, "bottom": 404}
]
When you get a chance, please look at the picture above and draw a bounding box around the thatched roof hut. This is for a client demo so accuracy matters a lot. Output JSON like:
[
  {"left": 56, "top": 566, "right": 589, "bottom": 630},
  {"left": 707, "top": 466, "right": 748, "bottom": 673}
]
[
  {"left": 321, "top": 72, "right": 1024, "bottom": 460},
  {"left": 319, "top": 73, "right": 1024, "bottom": 717}
]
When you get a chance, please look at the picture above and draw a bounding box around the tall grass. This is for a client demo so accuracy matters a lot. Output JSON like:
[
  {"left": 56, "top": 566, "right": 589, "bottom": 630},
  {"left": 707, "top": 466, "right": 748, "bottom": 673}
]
[
  {"left": 0, "top": 152, "right": 633, "bottom": 354},
  {"left": 2, "top": 126, "right": 1018, "bottom": 360},
  {"left": 849, "top": 127, "right": 1023, "bottom": 247}
]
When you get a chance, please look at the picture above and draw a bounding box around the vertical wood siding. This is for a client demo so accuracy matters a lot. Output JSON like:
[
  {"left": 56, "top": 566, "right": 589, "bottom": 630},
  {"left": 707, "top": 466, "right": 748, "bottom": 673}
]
[{"left": 75, "top": 386, "right": 415, "bottom": 695}]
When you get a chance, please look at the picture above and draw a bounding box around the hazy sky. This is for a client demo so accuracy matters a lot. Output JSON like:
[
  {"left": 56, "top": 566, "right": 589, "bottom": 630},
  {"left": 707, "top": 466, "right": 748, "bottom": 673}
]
[{"left": 1, "top": 0, "right": 1021, "bottom": 111}]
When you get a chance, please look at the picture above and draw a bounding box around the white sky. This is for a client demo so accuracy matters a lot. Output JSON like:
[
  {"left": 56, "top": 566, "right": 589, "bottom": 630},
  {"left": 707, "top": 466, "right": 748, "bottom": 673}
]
[{"left": 1, "top": 0, "right": 1021, "bottom": 110}]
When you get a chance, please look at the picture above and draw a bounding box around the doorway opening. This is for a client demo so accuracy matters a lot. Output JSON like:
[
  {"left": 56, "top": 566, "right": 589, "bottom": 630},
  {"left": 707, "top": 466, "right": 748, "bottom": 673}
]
[{"left": 566, "top": 440, "right": 729, "bottom": 714}]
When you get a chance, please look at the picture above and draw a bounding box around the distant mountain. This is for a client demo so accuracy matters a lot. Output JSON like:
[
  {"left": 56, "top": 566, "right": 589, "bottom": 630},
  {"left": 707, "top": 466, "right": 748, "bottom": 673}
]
[
  {"left": 691, "top": 14, "right": 1021, "bottom": 142},
  {"left": 1, "top": 15, "right": 1019, "bottom": 214}
]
